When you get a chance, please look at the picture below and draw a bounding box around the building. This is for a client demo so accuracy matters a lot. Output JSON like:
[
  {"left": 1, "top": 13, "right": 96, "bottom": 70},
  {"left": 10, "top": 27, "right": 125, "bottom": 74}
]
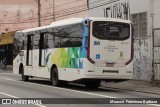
[
  {"left": 0, "top": 31, "right": 15, "bottom": 65},
  {"left": 0, "top": 0, "right": 88, "bottom": 33},
  {"left": 0, "top": 0, "right": 88, "bottom": 65},
  {"left": 88, "top": 0, "right": 160, "bottom": 81}
]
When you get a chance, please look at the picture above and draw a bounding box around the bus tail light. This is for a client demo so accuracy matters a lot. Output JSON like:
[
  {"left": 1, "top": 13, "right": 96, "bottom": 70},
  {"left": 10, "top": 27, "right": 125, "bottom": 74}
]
[
  {"left": 87, "top": 20, "right": 95, "bottom": 64},
  {"left": 125, "top": 47, "right": 133, "bottom": 66},
  {"left": 87, "top": 56, "right": 95, "bottom": 64},
  {"left": 87, "top": 44, "right": 95, "bottom": 64},
  {"left": 125, "top": 50, "right": 133, "bottom": 65},
  {"left": 125, "top": 44, "right": 133, "bottom": 65},
  {"left": 125, "top": 25, "right": 134, "bottom": 65},
  {"left": 106, "top": 63, "right": 114, "bottom": 67}
]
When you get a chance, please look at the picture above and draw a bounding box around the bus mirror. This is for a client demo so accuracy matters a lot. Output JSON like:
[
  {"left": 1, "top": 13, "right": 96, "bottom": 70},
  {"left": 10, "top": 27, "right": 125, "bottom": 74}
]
[
  {"left": 85, "top": 20, "right": 88, "bottom": 25},
  {"left": 84, "top": 20, "right": 89, "bottom": 26},
  {"left": 19, "top": 51, "right": 24, "bottom": 56}
]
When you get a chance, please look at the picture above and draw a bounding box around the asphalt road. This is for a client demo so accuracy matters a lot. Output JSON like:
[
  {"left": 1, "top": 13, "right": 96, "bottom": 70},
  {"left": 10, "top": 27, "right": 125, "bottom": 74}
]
[{"left": 0, "top": 73, "right": 160, "bottom": 107}]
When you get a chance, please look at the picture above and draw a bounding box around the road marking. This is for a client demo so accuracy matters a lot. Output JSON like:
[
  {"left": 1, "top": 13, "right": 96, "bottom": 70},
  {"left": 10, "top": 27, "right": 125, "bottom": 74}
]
[
  {"left": 0, "top": 91, "right": 46, "bottom": 107},
  {"left": 5, "top": 78, "right": 160, "bottom": 107},
  {"left": 0, "top": 92, "right": 18, "bottom": 98}
]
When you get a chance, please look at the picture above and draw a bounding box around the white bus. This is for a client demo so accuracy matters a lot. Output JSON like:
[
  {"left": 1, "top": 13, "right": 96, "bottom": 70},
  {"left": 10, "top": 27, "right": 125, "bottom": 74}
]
[{"left": 13, "top": 17, "right": 133, "bottom": 88}]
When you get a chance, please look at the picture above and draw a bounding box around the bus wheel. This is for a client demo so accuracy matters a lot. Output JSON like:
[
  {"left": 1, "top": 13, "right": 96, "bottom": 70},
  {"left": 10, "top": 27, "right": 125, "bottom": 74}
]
[
  {"left": 85, "top": 80, "right": 101, "bottom": 89},
  {"left": 20, "top": 66, "right": 29, "bottom": 81},
  {"left": 51, "top": 68, "right": 61, "bottom": 87}
]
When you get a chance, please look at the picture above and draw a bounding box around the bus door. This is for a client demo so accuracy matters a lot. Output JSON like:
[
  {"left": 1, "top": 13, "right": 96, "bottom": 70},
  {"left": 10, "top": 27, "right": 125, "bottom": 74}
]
[
  {"left": 39, "top": 33, "right": 46, "bottom": 66},
  {"left": 26, "top": 35, "right": 33, "bottom": 66},
  {"left": 31, "top": 33, "right": 46, "bottom": 76}
]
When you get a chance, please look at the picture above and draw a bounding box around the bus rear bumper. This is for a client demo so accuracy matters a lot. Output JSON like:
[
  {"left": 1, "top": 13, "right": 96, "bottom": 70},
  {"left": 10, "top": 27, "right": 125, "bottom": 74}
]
[{"left": 83, "top": 61, "right": 133, "bottom": 81}]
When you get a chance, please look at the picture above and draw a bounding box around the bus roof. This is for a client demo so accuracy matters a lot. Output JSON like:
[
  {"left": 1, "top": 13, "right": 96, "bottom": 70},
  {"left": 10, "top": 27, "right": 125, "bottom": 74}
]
[
  {"left": 89, "top": 17, "right": 131, "bottom": 23},
  {"left": 16, "top": 17, "right": 131, "bottom": 34}
]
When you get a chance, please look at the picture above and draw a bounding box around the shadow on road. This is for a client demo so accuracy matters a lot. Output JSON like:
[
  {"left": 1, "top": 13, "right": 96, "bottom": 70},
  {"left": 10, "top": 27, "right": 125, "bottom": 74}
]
[{"left": 24, "top": 78, "right": 123, "bottom": 93}]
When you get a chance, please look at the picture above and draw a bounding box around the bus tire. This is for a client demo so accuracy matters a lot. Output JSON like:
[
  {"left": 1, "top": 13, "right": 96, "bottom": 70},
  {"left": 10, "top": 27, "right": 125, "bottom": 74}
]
[
  {"left": 85, "top": 80, "right": 101, "bottom": 89},
  {"left": 51, "top": 67, "right": 61, "bottom": 87},
  {"left": 20, "top": 66, "right": 29, "bottom": 81}
]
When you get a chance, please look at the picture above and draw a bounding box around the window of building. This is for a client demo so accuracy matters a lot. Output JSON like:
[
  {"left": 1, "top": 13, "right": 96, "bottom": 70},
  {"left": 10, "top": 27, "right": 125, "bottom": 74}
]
[{"left": 132, "top": 12, "right": 147, "bottom": 38}]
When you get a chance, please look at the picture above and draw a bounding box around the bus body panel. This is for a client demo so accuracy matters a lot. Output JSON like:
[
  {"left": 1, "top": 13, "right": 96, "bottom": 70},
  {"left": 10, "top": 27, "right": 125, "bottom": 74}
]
[
  {"left": 82, "top": 59, "right": 133, "bottom": 80},
  {"left": 13, "top": 17, "right": 133, "bottom": 82},
  {"left": 13, "top": 55, "right": 20, "bottom": 74},
  {"left": 89, "top": 20, "right": 132, "bottom": 68}
]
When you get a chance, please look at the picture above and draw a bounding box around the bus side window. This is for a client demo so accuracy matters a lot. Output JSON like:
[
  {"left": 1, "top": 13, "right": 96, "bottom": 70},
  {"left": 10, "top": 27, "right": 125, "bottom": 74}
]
[
  {"left": 21, "top": 41, "right": 25, "bottom": 50},
  {"left": 33, "top": 33, "right": 40, "bottom": 49},
  {"left": 46, "top": 33, "right": 55, "bottom": 48},
  {"left": 43, "top": 33, "right": 48, "bottom": 49},
  {"left": 24, "top": 36, "right": 27, "bottom": 50},
  {"left": 60, "top": 24, "right": 83, "bottom": 48},
  {"left": 39, "top": 33, "right": 47, "bottom": 49},
  {"left": 27, "top": 35, "right": 33, "bottom": 50}
]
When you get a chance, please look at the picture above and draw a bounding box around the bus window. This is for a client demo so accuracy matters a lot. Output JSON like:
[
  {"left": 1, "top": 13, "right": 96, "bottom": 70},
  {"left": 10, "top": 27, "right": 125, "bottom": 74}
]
[
  {"left": 27, "top": 35, "right": 33, "bottom": 50},
  {"left": 23, "top": 36, "right": 27, "bottom": 50},
  {"left": 33, "top": 33, "right": 40, "bottom": 49},
  {"left": 26, "top": 34, "right": 33, "bottom": 65},
  {"left": 45, "top": 33, "right": 55, "bottom": 48},
  {"left": 39, "top": 33, "right": 46, "bottom": 49},
  {"left": 59, "top": 24, "right": 83, "bottom": 47},
  {"left": 92, "top": 21, "right": 130, "bottom": 40}
]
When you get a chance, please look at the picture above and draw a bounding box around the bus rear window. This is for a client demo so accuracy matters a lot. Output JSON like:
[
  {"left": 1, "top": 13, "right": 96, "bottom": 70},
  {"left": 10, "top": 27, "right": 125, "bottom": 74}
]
[{"left": 92, "top": 21, "right": 130, "bottom": 40}]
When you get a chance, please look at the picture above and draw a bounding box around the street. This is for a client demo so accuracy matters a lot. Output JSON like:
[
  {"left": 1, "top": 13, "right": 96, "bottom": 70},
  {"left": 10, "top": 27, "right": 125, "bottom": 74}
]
[{"left": 0, "top": 73, "right": 159, "bottom": 107}]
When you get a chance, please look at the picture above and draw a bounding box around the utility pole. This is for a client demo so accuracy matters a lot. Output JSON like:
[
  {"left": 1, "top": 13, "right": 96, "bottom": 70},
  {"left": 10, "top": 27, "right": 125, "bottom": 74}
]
[
  {"left": 35, "top": 0, "right": 41, "bottom": 27},
  {"left": 38, "top": 0, "right": 41, "bottom": 27},
  {"left": 53, "top": 0, "right": 55, "bottom": 21}
]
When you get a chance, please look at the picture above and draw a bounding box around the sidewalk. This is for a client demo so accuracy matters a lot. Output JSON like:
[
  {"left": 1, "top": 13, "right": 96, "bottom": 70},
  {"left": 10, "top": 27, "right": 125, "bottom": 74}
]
[
  {"left": 102, "top": 80, "right": 160, "bottom": 95},
  {"left": 0, "top": 65, "right": 12, "bottom": 73}
]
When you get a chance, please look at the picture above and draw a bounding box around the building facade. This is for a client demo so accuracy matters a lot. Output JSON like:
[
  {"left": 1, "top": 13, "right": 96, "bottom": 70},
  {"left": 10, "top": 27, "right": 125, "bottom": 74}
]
[
  {"left": 0, "top": 0, "right": 88, "bottom": 65},
  {"left": 89, "top": 0, "right": 160, "bottom": 81},
  {"left": 0, "top": 0, "right": 88, "bottom": 33}
]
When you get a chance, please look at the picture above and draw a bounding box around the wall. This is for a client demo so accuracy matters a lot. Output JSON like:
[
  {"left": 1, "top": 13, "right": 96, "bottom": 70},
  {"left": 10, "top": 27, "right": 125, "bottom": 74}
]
[
  {"left": 89, "top": 0, "right": 149, "bottom": 19},
  {"left": 152, "top": 0, "right": 160, "bottom": 29},
  {"left": 89, "top": 0, "right": 130, "bottom": 20},
  {"left": 0, "top": 0, "right": 88, "bottom": 33},
  {"left": 133, "top": 38, "right": 152, "bottom": 81}
]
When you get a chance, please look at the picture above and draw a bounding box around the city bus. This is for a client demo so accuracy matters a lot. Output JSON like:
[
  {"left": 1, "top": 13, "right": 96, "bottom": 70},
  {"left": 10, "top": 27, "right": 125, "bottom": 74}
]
[{"left": 13, "top": 17, "right": 133, "bottom": 88}]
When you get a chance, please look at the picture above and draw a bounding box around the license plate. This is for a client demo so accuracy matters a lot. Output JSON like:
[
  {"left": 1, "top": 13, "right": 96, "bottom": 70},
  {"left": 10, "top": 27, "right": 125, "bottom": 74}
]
[{"left": 106, "top": 63, "right": 114, "bottom": 67}]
